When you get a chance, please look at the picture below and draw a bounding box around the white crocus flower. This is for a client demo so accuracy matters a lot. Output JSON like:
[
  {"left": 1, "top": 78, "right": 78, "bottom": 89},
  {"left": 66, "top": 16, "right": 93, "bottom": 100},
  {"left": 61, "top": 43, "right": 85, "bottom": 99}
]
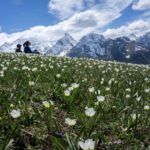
[
  {"left": 22, "top": 66, "right": 29, "bottom": 70},
  {"left": 10, "top": 104, "right": 14, "bottom": 108},
  {"left": 136, "top": 96, "right": 141, "bottom": 101},
  {"left": 64, "top": 90, "right": 71, "bottom": 96},
  {"left": 125, "top": 88, "right": 131, "bottom": 92},
  {"left": 50, "top": 100, "right": 54, "bottom": 106},
  {"left": 88, "top": 87, "right": 95, "bottom": 93},
  {"left": 61, "top": 83, "right": 67, "bottom": 88},
  {"left": 68, "top": 86, "right": 74, "bottom": 91},
  {"left": 56, "top": 74, "right": 61, "bottom": 78},
  {"left": 32, "top": 67, "right": 37, "bottom": 72},
  {"left": 0, "top": 71, "right": 4, "bottom": 77},
  {"left": 65, "top": 118, "right": 76, "bottom": 126},
  {"left": 42, "top": 101, "right": 50, "bottom": 108},
  {"left": 100, "top": 80, "right": 104, "bottom": 84},
  {"left": 10, "top": 109, "right": 21, "bottom": 119},
  {"left": 144, "top": 105, "right": 149, "bottom": 110},
  {"left": 29, "top": 81, "right": 35, "bottom": 86},
  {"left": 126, "top": 94, "right": 130, "bottom": 99},
  {"left": 105, "top": 87, "right": 110, "bottom": 91},
  {"left": 131, "top": 113, "right": 140, "bottom": 120},
  {"left": 79, "top": 139, "right": 95, "bottom": 150},
  {"left": 71, "top": 83, "right": 79, "bottom": 88},
  {"left": 85, "top": 107, "right": 96, "bottom": 117},
  {"left": 97, "top": 96, "right": 105, "bottom": 102},
  {"left": 97, "top": 90, "right": 101, "bottom": 95},
  {"left": 145, "top": 89, "right": 150, "bottom": 93}
]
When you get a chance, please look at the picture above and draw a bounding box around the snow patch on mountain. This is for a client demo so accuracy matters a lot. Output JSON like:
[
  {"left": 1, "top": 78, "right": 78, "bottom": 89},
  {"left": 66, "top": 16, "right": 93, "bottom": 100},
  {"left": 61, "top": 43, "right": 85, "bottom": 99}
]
[
  {"left": 129, "top": 34, "right": 137, "bottom": 41},
  {"left": 68, "top": 33, "right": 108, "bottom": 58},
  {"left": 138, "top": 32, "right": 150, "bottom": 48},
  {"left": 46, "top": 33, "right": 76, "bottom": 56}
]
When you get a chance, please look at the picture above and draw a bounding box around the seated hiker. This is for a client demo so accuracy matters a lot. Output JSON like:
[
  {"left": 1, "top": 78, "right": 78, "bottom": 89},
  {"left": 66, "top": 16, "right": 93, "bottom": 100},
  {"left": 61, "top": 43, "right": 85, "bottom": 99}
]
[
  {"left": 23, "top": 41, "right": 33, "bottom": 53},
  {"left": 15, "top": 44, "right": 22, "bottom": 52}
]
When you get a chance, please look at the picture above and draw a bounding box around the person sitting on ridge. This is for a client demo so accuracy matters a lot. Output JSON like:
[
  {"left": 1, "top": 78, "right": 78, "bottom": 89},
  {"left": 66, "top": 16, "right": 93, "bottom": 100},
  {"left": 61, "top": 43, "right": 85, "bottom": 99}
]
[
  {"left": 15, "top": 44, "right": 22, "bottom": 52},
  {"left": 23, "top": 41, "right": 33, "bottom": 53}
]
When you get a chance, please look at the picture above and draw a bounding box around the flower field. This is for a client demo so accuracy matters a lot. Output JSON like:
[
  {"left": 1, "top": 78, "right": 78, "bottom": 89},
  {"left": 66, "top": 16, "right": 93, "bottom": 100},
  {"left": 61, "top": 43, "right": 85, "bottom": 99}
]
[{"left": 0, "top": 53, "right": 150, "bottom": 150}]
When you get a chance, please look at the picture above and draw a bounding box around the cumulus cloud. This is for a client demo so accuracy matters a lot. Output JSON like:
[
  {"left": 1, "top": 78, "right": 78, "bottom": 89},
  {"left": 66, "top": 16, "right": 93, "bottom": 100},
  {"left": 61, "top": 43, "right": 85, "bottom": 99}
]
[
  {"left": 103, "top": 19, "right": 150, "bottom": 38},
  {"left": 97, "top": 0, "right": 133, "bottom": 12},
  {"left": 0, "top": 9, "right": 120, "bottom": 44},
  {"left": 0, "top": 0, "right": 134, "bottom": 45},
  {"left": 48, "top": 0, "right": 133, "bottom": 20},
  {"left": 0, "top": 33, "right": 8, "bottom": 45},
  {"left": 48, "top": 0, "right": 96, "bottom": 19},
  {"left": 143, "top": 11, "right": 150, "bottom": 17},
  {"left": 132, "top": 0, "right": 150, "bottom": 10}
]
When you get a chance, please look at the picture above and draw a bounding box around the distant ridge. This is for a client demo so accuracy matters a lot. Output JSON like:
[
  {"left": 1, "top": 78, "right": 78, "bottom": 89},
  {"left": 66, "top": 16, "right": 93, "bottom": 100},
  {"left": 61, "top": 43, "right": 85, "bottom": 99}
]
[{"left": 0, "top": 32, "right": 150, "bottom": 64}]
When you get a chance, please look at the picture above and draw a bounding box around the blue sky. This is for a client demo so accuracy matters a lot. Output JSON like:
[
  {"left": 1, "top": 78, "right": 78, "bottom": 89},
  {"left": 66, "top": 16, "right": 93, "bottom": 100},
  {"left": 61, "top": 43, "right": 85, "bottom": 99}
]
[
  {"left": 0, "top": 0, "right": 150, "bottom": 43},
  {"left": 0, "top": 0, "right": 58, "bottom": 33}
]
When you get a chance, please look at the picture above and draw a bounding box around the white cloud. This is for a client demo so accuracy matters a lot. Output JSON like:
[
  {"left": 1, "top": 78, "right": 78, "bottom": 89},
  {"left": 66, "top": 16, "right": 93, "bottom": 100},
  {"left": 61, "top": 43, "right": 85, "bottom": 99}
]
[
  {"left": 0, "top": 33, "right": 8, "bottom": 45},
  {"left": 103, "top": 19, "right": 150, "bottom": 38},
  {"left": 48, "top": 0, "right": 96, "bottom": 19},
  {"left": 143, "top": 11, "right": 150, "bottom": 17},
  {"left": 132, "top": 0, "right": 150, "bottom": 10},
  {"left": 48, "top": 0, "right": 133, "bottom": 20},
  {"left": 97, "top": 0, "right": 133, "bottom": 11},
  {"left": 0, "top": 0, "right": 134, "bottom": 45},
  {"left": 0, "top": 9, "right": 120, "bottom": 44}
]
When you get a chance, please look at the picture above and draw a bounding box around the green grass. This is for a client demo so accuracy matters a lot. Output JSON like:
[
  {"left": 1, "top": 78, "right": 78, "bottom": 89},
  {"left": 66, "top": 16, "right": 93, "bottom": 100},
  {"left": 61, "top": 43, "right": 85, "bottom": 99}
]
[{"left": 0, "top": 53, "right": 150, "bottom": 150}]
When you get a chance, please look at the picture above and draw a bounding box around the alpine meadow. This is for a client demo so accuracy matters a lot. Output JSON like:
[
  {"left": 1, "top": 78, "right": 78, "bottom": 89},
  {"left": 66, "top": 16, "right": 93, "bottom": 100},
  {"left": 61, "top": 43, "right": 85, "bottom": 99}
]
[
  {"left": 0, "top": 53, "right": 149, "bottom": 149},
  {"left": 0, "top": 0, "right": 150, "bottom": 149}
]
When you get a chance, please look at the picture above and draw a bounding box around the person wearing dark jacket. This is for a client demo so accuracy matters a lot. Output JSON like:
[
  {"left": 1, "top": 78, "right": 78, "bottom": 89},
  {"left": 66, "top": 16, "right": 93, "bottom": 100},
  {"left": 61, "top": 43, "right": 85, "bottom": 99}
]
[
  {"left": 23, "top": 41, "right": 33, "bottom": 53},
  {"left": 15, "top": 44, "right": 22, "bottom": 52}
]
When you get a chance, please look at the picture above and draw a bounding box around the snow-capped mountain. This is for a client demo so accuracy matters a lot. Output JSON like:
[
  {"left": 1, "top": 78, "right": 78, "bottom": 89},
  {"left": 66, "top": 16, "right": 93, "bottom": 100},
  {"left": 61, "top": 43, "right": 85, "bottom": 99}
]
[
  {"left": 46, "top": 33, "right": 76, "bottom": 56},
  {"left": 68, "top": 33, "right": 110, "bottom": 59},
  {"left": 0, "top": 31, "right": 150, "bottom": 64},
  {"left": 0, "top": 33, "right": 76, "bottom": 55},
  {"left": 138, "top": 32, "right": 150, "bottom": 48},
  {"left": 108, "top": 36, "right": 148, "bottom": 62},
  {"left": 129, "top": 34, "right": 137, "bottom": 41},
  {"left": 68, "top": 33, "right": 150, "bottom": 64}
]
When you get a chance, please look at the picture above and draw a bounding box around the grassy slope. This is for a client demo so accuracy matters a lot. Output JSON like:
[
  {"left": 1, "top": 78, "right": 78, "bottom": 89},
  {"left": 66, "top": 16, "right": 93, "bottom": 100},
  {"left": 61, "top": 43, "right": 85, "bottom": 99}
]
[{"left": 0, "top": 53, "right": 150, "bottom": 149}]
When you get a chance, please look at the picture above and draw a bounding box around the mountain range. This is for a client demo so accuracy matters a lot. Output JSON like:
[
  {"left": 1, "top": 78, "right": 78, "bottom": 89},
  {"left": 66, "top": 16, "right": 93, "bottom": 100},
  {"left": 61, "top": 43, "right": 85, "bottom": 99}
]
[
  {"left": 0, "top": 32, "right": 150, "bottom": 64},
  {"left": 69, "top": 33, "right": 150, "bottom": 64}
]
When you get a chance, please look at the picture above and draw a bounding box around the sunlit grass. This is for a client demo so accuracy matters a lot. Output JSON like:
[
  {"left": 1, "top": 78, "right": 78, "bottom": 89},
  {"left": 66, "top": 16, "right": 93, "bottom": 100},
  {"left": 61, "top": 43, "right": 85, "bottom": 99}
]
[{"left": 0, "top": 53, "right": 150, "bottom": 149}]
